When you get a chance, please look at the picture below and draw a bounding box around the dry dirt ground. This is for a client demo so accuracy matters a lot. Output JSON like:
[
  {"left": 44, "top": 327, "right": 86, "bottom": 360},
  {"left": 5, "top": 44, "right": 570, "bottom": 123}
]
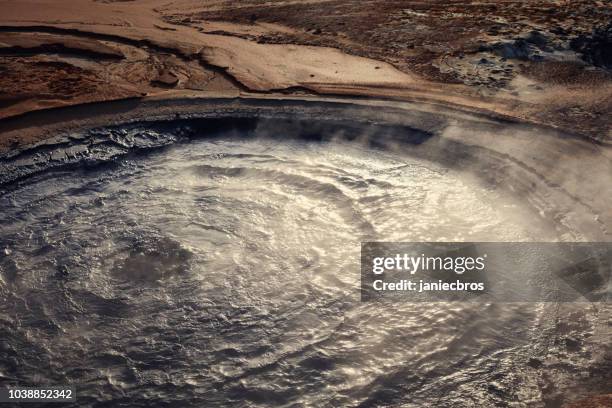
[{"left": 0, "top": 0, "right": 610, "bottom": 149}]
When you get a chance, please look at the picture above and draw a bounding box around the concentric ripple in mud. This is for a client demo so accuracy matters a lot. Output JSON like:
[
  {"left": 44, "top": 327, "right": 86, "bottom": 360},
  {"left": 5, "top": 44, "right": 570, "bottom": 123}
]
[{"left": 0, "top": 134, "right": 609, "bottom": 407}]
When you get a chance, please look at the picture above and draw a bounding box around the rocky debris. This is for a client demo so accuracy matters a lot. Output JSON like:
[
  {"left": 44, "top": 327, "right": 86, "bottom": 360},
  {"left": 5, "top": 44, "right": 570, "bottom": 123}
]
[
  {"left": 490, "top": 36, "right": 546, "bottom": 61},
  {"left": 486, "top": 29, "right": 573, "bottom": 63},
  {"left": 437, "top": 23, "right": 611, "bottom": 90},
  {"left": 189, "top": 0, "right": 611, "bottom": 85},
  {"left": 0, "top": 0, "right": 609, "bottom": 143},
  {"left": 435, "top": 52, "right": 516, "bottom": 88},
  {"left": 570, "top": 23, "right": 612, "bottom": 70}
]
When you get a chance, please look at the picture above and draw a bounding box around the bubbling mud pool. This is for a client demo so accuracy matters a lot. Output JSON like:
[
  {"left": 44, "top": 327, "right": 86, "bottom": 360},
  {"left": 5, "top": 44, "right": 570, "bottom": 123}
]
[{"left": 0, "top": 122, "right": 609, "bottom": 407}]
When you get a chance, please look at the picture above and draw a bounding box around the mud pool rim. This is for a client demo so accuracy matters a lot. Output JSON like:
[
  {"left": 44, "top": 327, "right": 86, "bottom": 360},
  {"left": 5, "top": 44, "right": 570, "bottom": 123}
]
[{"left": 0, "top": 96, "right": 610, "bottom": 241}]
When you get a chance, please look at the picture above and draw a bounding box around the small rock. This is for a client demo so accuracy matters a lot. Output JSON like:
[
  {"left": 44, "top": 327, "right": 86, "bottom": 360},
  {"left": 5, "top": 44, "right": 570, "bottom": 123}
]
[
  {"left": 527, "top": 358, "right": 543, "bottom": 368},
  {"left": 56, "top": 264, "right": 70, "bottom": 277},
  {"left": 565, "top": 337, "right": 581, "bottom": 352},
  {"left": 152, "top": 69, "right": 179, "bottom": 87},
  {"left": 0, "top": 340, "right": 14, "bottom": 353},
  {"left": 525, "top": 30, "right": 549, "bottom": 48}
]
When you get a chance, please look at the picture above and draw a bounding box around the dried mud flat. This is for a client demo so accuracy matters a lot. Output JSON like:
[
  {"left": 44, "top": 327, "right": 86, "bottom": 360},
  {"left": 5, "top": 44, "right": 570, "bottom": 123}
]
[
  {"left": 0, "top": 0, "right": 610, "bottom": 149},
  {"left": 182, "top": 0, "right": 612, "bottom": 140}
]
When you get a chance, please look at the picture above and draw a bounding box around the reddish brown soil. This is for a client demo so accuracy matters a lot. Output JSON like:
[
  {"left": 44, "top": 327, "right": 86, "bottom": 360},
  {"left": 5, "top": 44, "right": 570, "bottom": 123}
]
[
  {"left": 180, "top": 0, "right": 611, "bottom": 83},
  {"left": 564, "top": 394, "right": 612, "bottom": 408},
  {"left": 0, "top": 0, "right": 610, "bottom": 145}
]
